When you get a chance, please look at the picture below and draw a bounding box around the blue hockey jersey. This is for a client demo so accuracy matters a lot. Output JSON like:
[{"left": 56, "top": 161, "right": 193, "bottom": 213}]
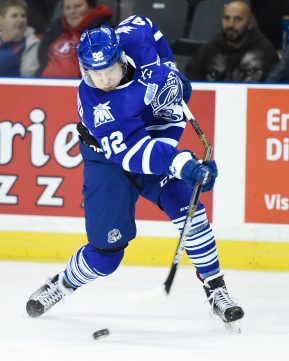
[{"left": 77, "top": 15, "right": 186, "bottom": 175}]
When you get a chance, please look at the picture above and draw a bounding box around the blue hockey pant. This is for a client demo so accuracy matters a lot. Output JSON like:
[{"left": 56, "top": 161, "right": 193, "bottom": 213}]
[{"left": 64, "top": 142, "right": 220, "bottom": 288}]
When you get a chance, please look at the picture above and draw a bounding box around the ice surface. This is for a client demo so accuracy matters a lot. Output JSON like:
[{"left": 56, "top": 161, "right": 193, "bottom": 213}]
[{"left": 0, "top": 261, "right": 288, "bottom": 361}]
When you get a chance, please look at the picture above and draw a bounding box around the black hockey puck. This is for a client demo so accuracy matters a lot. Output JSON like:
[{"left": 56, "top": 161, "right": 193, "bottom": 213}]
[{"left": 92, "top": 328, "right": 110, "bottom": 340}]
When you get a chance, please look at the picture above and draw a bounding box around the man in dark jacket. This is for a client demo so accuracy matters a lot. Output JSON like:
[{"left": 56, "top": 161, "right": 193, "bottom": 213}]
[
  {"left": 250, "top": 0, "right": 289, "bottom": 51},
  {"left": 185, "top": 0, "right": 279, "bottom": 82},
  {"left": 267, "top": 48, "right": 289, "bottom": 83}
]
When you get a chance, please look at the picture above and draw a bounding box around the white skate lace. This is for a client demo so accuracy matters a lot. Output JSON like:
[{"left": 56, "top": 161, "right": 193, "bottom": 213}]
[
  {"left": 35, "top": 279, "right": 63, "bottom": 309},
  {"left": 208, "top": 287, "right": 237, "bottom": 317}
]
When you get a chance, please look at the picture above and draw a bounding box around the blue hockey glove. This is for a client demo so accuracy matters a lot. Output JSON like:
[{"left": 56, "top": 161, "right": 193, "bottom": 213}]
[
  {"left": 170, "top": 151, "right": 217, "bottom": 191},
  {"left": 161, "top": 59, "right": 192, "bottom": 103},
  {"left": 201, "top": 160, "right": 218, "bottom": 192},
  {"left": 174, "top": 70, "right": 192, "bottom": 103}
]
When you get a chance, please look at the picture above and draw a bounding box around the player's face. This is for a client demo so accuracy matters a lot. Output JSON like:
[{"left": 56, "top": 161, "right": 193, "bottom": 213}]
[
  {"left": 63, "top": 0, "right": 91, "bottom": 28},
  {"left": 88, "top": 62, "right": 124, "bottom": 91},
  {"left": 0, "top": 6, "right": 27, "bottom": 42},
  {"left": 222, "top": 2, "right": 251, "bottom": 43}
]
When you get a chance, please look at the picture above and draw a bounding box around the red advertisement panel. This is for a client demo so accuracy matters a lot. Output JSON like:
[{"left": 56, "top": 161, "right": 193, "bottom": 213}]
[
  {"left": 246, "top": 88, "right": 289, "bottom": 224},
  {"left": 0, "top": 83, "right": 215, "bottom": 221},
  {"left": 0, "top": 84, "right": 83, "bottom": 216}
]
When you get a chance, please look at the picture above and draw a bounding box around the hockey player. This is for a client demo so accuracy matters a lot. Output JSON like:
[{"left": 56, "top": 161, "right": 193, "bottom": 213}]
[{"left": 26, "top": 15, "right": 244, "bottom": 331}]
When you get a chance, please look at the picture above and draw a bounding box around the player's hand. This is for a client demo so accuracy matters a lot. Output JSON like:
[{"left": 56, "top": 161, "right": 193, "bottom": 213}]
[
  {"left": 170, "top": 151, "right": 218, "bottom": 191},
  {"left": 201, "top": 160, "right": 218, "bottom": 192},
  {"left": 174, "top": 70, "right": 192, "bottom": 103},
  {"left": 161, "top": 59, "right": 192, "bottom": 103}
]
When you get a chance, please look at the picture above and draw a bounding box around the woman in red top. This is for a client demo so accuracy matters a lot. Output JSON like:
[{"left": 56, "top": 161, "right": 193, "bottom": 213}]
[{"left": 38, "top": 0, "right": 112, "bottom": 78}]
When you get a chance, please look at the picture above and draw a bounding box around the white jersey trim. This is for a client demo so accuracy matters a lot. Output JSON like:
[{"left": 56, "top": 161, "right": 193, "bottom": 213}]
[
  {"left": 146, "top": 121, "right": 186, "bottom": 131},
  {"left": 170, "top": 151, "right": 193, "bottom": 179},
  {"left": 126, "top": 54, "right": 136, "bottom": 68},
  {"left": 122, "top": 136, "right": 151, "bottom": 171},
  {"left": 154, "top": 30, "right": 163, "bottom": 41},
  {"left": 140, "top": 58, "right": 159, "bottom": 69},
  {"left": 155, "top": 137, "right": 178, "bottom": 147},
  {"left": 146, "top": 17, "right": 153, "bottom": 27},
  {"left": 142, "top": 139, "right": 158, "bottom": 173},
  {"left": 116, "top": 80, "right": 134, "bottom": 89}
]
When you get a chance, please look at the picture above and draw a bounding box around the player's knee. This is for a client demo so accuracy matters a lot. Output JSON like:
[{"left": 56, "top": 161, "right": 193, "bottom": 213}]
[{"left": 83, "top": 244, "right": 124, "bottom": 276}]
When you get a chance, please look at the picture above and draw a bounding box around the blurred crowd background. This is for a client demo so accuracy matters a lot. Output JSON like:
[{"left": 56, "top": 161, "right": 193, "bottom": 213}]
[{"left": 0, "top": 0, "right": 289, "bottom": 82}]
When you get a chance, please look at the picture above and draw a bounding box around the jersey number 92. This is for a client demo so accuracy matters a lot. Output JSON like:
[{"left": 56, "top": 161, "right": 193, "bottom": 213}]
[{"left": 101, "top": 131, "right": 127, "bottom": 158}]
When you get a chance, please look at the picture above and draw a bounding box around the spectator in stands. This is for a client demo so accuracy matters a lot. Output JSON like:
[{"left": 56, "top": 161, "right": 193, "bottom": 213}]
[
  {"left": 0, "top": 0, "right": 40, "bottom": 77},
  {"left": 37, "top": 0, "right": 112, "bottom": 78},
  {"left": 250, "top": 0, "right": 289, "bottom": 51},
  {"left": 185, "top": 0, "right": 279, "bottom": 82},
  {"left": 25, "top": 0, "right": 60, "bottom": 37},
  {"left": 267, "top": 48, "right": 289, "bottom": 83}
]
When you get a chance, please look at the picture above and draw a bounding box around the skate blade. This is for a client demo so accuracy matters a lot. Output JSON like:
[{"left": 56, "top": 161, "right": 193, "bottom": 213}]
[{"left": 224, "top": 320, "right": 241, "bottom": 334}]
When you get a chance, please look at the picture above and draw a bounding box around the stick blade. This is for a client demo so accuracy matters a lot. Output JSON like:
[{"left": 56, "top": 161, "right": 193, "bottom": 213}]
[{"left": 128, "top": 285, "right": 168, "bottom": 305}]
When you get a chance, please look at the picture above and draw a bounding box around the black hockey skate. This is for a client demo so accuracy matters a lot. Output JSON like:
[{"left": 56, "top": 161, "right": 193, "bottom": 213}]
[
  {"left": 203, "top": 272, "right": 244, "bottom": 333},
  {"left": 26, "top": 272, "right": 75, "bottom": 318}
]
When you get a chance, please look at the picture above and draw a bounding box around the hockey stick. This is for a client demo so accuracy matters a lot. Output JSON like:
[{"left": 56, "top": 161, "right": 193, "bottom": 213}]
[
  {"left": 162, "top": 101, "right": 213, "bottom": 294},
  {"left": 129, "top": 101, "right": 213, "bottom": 304}
]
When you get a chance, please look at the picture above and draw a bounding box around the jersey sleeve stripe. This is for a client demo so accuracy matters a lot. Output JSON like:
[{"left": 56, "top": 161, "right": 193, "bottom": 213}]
[
  {"left": 155, "top": 137, "right": 178, "bottom": 147},
  {"left": 142, "top": 139, "right": 158, "bottom": 173},
  {"left": 146, "top": 121, "right": 186, "bottom": 131},
  {"left": 146, "top": 17, "right": 153, "bottom": 27},
  {"left": 122, "top": 135, "right": 151, "bottom": 171}
]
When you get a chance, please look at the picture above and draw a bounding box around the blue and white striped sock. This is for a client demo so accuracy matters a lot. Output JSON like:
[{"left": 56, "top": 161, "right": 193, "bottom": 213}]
[
  {"left": 172, "top": 206, "right": 220, "bottom": 279},
  {"left": 64, "top": 244, "right": 124, "bottom": 288}
]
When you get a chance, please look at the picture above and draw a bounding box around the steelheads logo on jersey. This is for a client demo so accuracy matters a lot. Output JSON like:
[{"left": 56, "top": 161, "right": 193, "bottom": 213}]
[
  {"left": 93, "top": 101, "right": 115, "bottom": 127},
  {"left": 151, "top": 71, "right": 183, "bottom": 121},
  {"left": 115, "top": 25, "right": 137, "bottom": 35}
]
